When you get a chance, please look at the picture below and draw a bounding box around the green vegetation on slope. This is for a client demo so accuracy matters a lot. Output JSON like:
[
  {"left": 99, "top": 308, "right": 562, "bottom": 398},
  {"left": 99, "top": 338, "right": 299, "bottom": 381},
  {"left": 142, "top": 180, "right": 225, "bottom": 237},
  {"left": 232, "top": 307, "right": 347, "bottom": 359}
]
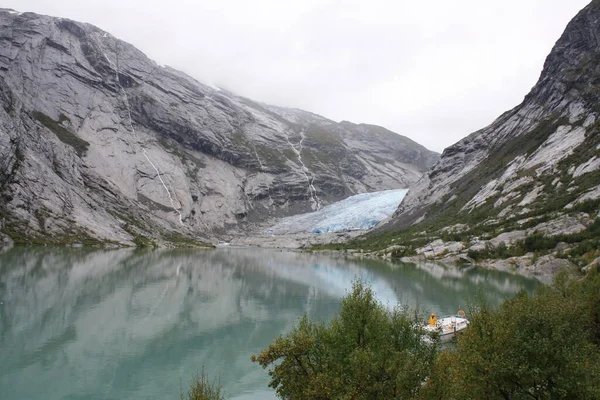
[
  {"left": 412, "top": 115, "right": 570, "bottom": 230},
  {"left": 314, "top": 117, "right": 600, "bottom": 266},
  {"left": 314, "top": 210, "right": 600, "bottom": 267},
  {"left": 32, "top": 111, "right": 90, "bottom": 157},
  {"left": 162, "top": 233, "right": 216, "bottom": 248},
  {"left": 0, "top": 206, "right": 109, "bottom": 246}
]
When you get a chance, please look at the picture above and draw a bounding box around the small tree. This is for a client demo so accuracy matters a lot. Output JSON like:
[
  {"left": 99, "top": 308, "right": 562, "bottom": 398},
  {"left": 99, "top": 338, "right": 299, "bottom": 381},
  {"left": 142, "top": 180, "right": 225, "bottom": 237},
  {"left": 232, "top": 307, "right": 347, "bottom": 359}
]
[
  {"left": 251, "top": 281, "right": 437, "bottom": 399},
  {"left": 180, "top": 368, "right": 226, "bottom": 400}
]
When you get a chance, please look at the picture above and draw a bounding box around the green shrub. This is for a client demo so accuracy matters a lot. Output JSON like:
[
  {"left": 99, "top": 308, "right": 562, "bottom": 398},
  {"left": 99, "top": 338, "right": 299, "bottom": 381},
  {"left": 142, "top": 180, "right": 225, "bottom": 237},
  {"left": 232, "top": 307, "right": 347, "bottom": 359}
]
[
  {"left": 252, "top": 281, "right": 436, "bottom": 399},
  {"left": 421, "top": 271, "right": 600, "bottom": 399},
  {"left": 180, "top": 369, "right": 226, "bottom": 400},
  {"left": 250, "top": 275, "right": 600, "bottom": 399}
]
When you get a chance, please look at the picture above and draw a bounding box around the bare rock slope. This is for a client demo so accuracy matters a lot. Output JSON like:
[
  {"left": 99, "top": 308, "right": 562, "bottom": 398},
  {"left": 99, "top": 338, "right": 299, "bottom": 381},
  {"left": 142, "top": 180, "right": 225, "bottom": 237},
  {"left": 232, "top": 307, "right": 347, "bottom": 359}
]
[
  {"left": 345, "top": 1, "right": 600, "bottom": 275},
  {"left": 392, "top": 0, "right": 600, "bottom": 233},
  {"left": 0, "top": 9, "right": 437, "bottom": 245}
]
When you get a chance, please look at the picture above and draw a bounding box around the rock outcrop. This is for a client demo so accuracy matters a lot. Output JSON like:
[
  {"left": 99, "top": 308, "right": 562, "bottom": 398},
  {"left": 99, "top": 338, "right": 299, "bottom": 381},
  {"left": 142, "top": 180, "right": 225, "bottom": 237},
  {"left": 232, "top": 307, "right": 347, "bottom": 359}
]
[
  {"left": 390, "top": 0, "right": 600, "bottom": 233},
  {"left": 0, "top": 9, "right": 437, "bottom": 245},
  {"left": 339, "top": 1, "right": 600, "bottom": 276}
]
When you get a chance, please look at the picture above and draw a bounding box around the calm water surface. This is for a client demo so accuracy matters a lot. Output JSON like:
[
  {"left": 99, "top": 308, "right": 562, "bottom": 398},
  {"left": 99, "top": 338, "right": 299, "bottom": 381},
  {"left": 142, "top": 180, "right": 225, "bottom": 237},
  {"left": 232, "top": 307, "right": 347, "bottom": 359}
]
[{"left": 0, "top": 247, "right": 540, "bottom": 399}]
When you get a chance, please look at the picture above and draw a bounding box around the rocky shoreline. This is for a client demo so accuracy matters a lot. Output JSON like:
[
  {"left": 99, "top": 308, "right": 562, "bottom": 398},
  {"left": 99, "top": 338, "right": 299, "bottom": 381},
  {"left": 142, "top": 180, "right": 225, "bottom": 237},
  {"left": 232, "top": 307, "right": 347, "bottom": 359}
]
[
  {"left": 225, "top": 229, "right": 572, "bottom": 282},
  {"left": 227, "top": 207, "right": 600, "bottom": 282},
  {"left": 2, "top": 207, "right": 593, "bottom": 283},
  {"left": 0, "top": 232, "right": 13, "bottom": 251}
]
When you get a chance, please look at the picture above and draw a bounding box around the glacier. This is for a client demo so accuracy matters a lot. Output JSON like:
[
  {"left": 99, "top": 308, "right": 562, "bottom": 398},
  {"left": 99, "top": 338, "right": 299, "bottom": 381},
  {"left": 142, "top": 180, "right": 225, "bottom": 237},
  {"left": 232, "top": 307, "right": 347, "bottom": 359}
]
[{"left": 267, "top": 189, "right": 408, "bottom": 235}]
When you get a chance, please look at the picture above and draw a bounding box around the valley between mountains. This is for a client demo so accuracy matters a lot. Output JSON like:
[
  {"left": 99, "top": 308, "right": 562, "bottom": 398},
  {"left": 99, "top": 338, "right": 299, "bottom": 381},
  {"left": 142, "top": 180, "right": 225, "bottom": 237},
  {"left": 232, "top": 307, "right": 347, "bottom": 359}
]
[
  {"left": 319, "top": 0, "right": 600, "bottom": 277},
  {"left": 2, "top": 2, "right": 600, "bottom": 278},
  {"left": 0, "top": 8, "right": 437, "bottom": 247}
]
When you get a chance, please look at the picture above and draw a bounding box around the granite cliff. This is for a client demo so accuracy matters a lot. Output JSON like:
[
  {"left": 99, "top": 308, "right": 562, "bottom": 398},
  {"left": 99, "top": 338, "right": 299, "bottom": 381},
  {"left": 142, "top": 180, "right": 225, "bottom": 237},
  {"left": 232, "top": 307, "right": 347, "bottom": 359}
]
[
  {"left": 369, "top": 0, "right": 600, "bottom": 273},
  {"left": 0, "top": 9, "right": 437, "bottom": 246}
]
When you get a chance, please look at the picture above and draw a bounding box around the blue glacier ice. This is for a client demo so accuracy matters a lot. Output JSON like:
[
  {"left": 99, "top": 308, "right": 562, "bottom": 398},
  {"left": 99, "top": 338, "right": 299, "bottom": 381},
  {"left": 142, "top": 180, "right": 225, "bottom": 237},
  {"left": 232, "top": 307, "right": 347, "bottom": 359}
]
[{"left": 267, "top": 189, "right": 408, "bottom": 235}]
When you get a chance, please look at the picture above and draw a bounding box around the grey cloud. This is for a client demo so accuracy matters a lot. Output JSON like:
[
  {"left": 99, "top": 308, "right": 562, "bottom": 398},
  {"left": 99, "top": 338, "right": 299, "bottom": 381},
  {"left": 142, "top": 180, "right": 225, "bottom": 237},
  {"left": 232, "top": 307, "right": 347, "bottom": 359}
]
[{"left": 4, "top": 0, "right": 591, "bottom": 152}]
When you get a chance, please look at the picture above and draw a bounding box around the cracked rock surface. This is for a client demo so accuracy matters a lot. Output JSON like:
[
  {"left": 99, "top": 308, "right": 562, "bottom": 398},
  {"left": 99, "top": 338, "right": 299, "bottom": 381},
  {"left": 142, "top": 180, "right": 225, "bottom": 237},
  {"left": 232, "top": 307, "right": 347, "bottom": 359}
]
[
  {"left": 390, "top": 1, "right": 600, "bottom": 230},
  {"left": 0, "top": 9, "right": 438, "bottom": 245}
]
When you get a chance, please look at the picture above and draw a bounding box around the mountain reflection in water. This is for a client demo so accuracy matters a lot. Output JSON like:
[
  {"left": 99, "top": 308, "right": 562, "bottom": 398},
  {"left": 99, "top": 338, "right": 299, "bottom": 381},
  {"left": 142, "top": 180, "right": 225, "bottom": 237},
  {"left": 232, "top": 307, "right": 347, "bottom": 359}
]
[{"left": 0, "top": 247, "right": 539, "bottom": 400}]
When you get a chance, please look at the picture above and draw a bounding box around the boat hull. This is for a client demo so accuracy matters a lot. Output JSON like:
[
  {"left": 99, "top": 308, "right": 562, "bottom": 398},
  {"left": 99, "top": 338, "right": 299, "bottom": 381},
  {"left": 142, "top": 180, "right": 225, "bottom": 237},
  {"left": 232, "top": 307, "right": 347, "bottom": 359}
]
[{"left": 421, "top": 315, "right": 469, "bottom": 342}]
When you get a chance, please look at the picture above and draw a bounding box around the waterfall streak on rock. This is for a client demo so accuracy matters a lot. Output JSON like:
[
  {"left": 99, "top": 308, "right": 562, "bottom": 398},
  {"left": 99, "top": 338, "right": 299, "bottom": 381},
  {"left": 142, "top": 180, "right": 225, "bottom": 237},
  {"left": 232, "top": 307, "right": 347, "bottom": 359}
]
[
  {"left": 250, "top": 142, "right": 275, "bottom": 207},
  {"left": 94, "top": 33, "right": 184, "bottom": 225},
  {"left": 284, "top": 130, "right": 321, "bottom": 210}
]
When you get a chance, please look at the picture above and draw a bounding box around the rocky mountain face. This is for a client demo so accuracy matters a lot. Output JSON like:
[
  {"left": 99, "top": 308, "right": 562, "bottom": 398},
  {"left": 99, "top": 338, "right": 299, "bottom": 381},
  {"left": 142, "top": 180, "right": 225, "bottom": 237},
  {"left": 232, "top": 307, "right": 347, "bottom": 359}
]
[
  {"left": 392, "top": 0, "right": 600, "bottom": 230},
  {"left": 0, "top": 9, "right": 437, "bottom": 246},
  {"left": 374, "top": 0, "right": 600, "bottom": 273}
]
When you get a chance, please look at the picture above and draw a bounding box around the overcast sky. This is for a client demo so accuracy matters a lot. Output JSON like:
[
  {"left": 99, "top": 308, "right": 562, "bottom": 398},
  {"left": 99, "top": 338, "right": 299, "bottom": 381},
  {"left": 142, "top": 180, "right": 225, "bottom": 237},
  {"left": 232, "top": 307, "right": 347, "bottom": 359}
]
[{"left": 5, "top": 0, "right": 591, "bottom": 152}]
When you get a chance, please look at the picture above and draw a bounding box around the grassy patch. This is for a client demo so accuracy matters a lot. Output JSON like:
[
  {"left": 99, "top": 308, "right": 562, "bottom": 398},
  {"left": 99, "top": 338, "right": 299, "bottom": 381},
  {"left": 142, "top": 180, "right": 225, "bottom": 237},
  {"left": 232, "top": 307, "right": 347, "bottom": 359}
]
[
  {"left": 122, "top": 223, "right": 156, "bottom": 248},
  {"left": 32, "top": 111, "right": 89, "bottom": 157},
  {"left": 300, "top": 148, "right": 335, "bottom": 171},
  {"left": 304, "top": 125, "right": 343, "bottom": 146},
  {"left": 108, "top": 209, "right": 158, "bottom": 248},
  {"left": 255, "top": 143, "right": 291, "bottom": 170},
  {"left": 0, "top": 209, "right": 111, "bottom": 246},
  {"left": 467, "top": 217, "right": 600, "bottom": 266},
  {"left": 163, "top": 233, "right": 215, "bottom": 248},
  {"left": 346, "top": 115, "right": 593, "bottom": 255},
  {"left": 230, "top": 131, "right": 289, "bottom": 171}
]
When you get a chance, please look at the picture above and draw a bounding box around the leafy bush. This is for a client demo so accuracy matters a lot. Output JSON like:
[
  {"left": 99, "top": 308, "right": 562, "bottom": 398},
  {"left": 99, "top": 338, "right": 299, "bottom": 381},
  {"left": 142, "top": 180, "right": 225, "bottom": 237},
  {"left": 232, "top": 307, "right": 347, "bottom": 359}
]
[
  {"left": 180, "top": 369, "right": 226, "bottom": 400},
  {"left": 251, "top": 281, "right": 436, "bottom": 399},
  {"left": 421, "top": 271, "right": 600, "bottom": 399},
  {"left": 250, "top": 274, "right": 600, "bottom": 399}
]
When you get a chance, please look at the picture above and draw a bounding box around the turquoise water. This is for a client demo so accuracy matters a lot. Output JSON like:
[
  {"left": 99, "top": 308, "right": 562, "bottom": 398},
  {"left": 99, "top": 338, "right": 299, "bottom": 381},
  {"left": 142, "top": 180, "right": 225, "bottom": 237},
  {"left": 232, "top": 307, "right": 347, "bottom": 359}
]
[{"left": 0, "top": 247, "right": 540, "bottom": 399}]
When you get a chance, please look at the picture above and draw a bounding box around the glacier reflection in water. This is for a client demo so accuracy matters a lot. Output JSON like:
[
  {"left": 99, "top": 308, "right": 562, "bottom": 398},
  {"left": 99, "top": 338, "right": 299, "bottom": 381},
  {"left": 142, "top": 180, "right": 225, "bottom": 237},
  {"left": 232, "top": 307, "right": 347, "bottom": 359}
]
[{"left": 0, "top": 247, "right": 539, "bottom": 400}]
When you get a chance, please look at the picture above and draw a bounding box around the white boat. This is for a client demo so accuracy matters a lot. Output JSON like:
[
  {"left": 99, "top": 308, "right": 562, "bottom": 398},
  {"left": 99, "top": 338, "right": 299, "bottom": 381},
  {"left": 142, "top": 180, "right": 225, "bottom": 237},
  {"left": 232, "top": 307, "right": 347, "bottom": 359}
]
[{"left": 421, "top": 313, "right": 469, "bottom": 342}]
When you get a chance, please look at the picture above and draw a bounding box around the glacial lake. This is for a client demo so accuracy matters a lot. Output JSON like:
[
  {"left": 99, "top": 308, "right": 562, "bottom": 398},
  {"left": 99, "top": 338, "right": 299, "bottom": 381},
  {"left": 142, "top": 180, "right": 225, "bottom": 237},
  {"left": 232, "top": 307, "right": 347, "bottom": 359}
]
[{"left": 0, "top": 247, "right": 540, "bottom": 400}]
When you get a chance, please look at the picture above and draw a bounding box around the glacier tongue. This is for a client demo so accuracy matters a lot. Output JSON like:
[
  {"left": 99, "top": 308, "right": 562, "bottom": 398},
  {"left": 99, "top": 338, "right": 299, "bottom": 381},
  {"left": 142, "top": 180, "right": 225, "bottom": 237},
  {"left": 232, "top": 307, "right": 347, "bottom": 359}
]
[{"left": 267, "top": 189, "right": 408, "bottom": 235}]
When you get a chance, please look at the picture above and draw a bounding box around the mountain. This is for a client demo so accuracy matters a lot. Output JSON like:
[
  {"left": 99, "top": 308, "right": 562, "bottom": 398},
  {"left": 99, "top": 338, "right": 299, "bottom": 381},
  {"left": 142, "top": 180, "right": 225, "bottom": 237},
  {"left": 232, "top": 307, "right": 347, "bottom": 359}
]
[
  {"left": 0, "top": 9, "right": 438, "bottom": 246},
  {"left": 375, "top": 0, "right": 600, "bottom": 271}
]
